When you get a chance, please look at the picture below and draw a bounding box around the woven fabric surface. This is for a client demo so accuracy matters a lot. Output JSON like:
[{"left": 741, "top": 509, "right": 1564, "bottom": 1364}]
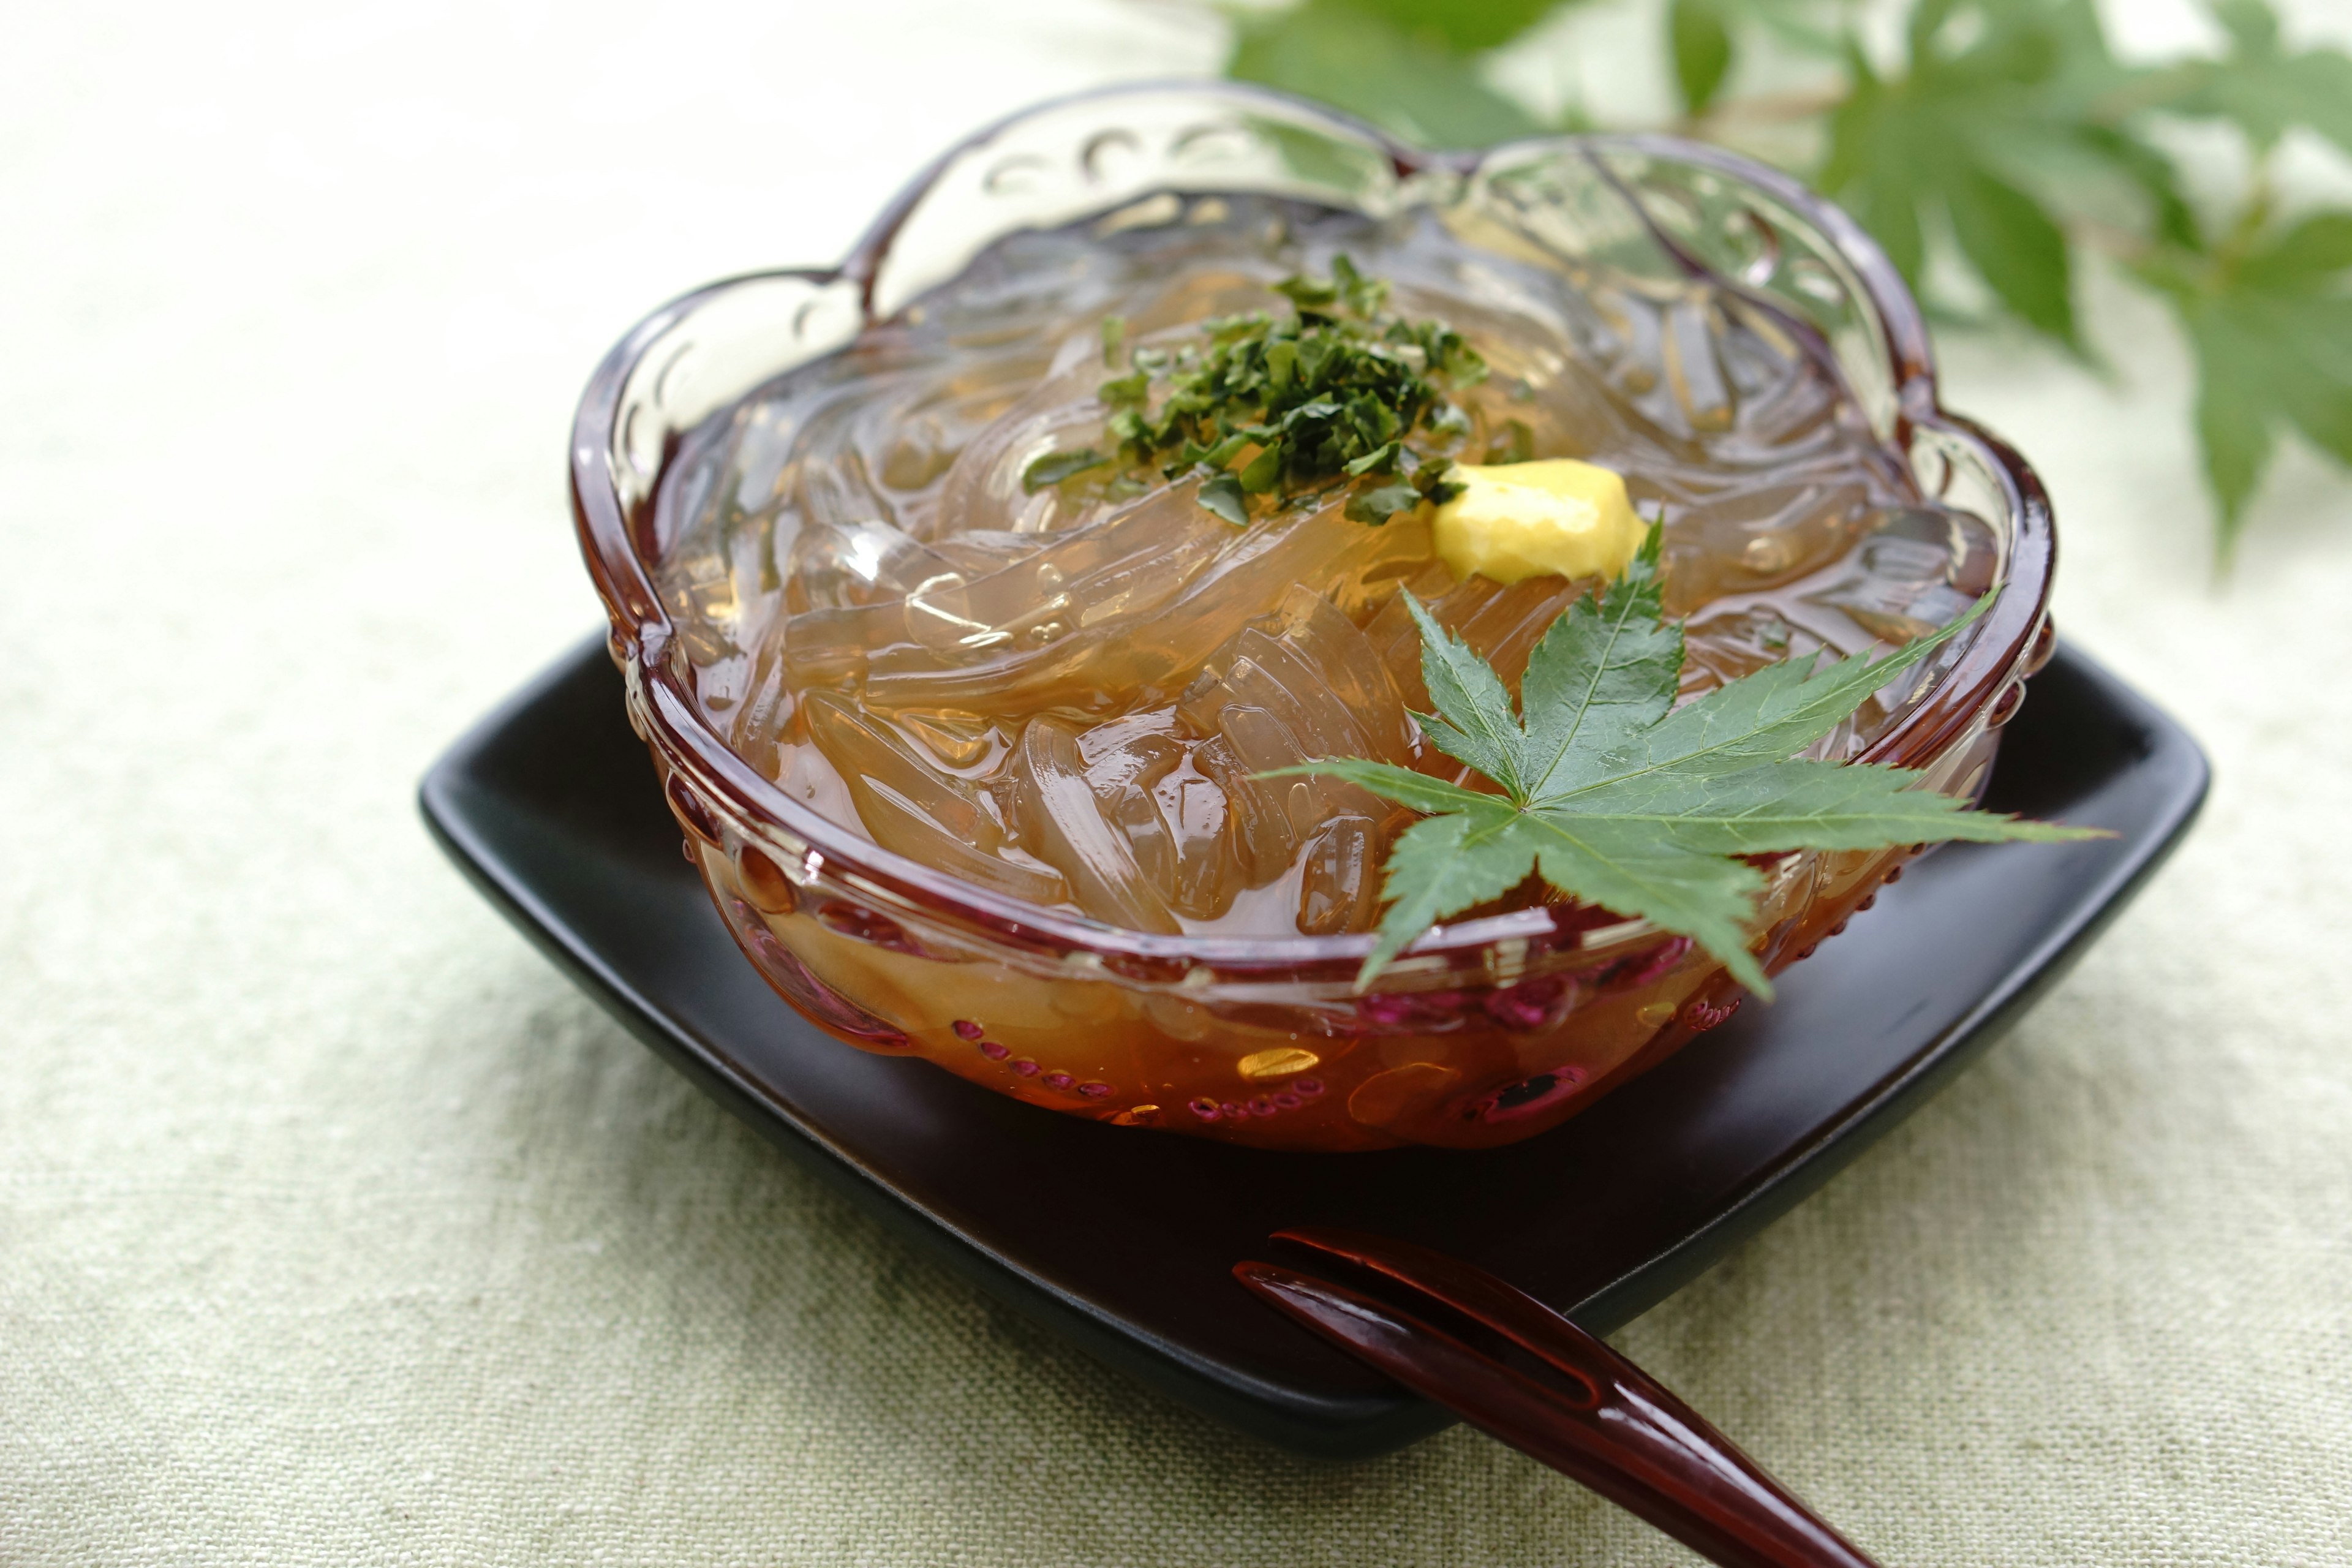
[{"left": 4, "top": 2, "right": 2350, "bottom": 1563}]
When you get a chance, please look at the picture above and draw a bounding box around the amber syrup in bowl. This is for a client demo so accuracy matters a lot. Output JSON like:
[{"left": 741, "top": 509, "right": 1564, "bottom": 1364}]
[{"left": 571, "top": 85, "right": 2054, "bottom": 1152}]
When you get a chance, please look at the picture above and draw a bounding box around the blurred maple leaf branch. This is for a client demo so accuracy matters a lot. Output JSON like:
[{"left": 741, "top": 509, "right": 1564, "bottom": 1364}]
[{"left": 1204, "top": 0, "right": 2352, "bottom": 566}]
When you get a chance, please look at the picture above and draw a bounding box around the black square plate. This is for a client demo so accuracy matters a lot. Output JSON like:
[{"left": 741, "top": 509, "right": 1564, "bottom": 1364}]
[{"left": 420, "top": 637, "right": 2205, "bottom": 1458}]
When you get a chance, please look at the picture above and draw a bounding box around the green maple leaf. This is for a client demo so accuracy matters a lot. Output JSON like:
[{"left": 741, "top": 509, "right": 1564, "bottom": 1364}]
[
  {"left": 1819, "top": 0, "right": 2148, "bottom": 350},
  {"left": 1226, "top": 0, "right": 1546, "bottom": 151},
  {"left": 1665, "top": 0, "right": 1844, "bottom": 116},
  {"left": 1335, "top": 0, "right": 1562, "bottom": 54},
  {"left": 1669, "top": 0, "right": 1738, "bottom": 115},
  {"left": 1273, "top": 527, "right": 2103, "bottom": 992},
  {"left": 2139, "top": 213, "right": 2352, "bottom": 560},
  {"left": 2150, "top": 0, "right": 2352, "bottom": 160}
]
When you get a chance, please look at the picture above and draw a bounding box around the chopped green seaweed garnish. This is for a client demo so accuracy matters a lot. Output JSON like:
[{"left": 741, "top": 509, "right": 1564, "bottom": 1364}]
[
  {"left": 1020, "top": 447, "right": 1109, "bottom": 492},
  {"left": 1028, "top": 256, "right": 1485, "bottom": 524}
]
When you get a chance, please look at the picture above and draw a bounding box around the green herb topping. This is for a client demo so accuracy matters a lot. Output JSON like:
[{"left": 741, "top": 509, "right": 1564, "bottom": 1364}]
[
  {"left": 1269, "top": 525, "right": 2105, "bottom": 990},
  {"left": 1024, "top": 255, "right": 1485, "bottom": 522},
  {"left": 1018, "top": 447, "right": 1109, "bottom": 490}
]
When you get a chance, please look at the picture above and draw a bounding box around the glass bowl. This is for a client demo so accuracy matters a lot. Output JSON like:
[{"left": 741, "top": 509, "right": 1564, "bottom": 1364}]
[{"left": 568, "top": 83, "right": 2056, "bottom": 1153}]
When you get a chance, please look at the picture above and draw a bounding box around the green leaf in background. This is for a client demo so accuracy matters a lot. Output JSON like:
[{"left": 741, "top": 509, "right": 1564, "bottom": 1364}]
[
  {"left": 2154, "top": 0, "right": 2352, "bottom": 159},
  {"left": 1669, "top": 0, "right": 1736, "bottom": 115},
  {"left": 1659, "top": 0, "right": 1858, "bottom": 98},
  {"left": 1227, "top": 0, "right": 1544, "bottom": 149},
  {"left": 1735, "top": 0, "right": 1848, "bottom": 59},
  {"left": 1945, "top": 164, "right": 2077, "bottom": 344},
  {"left": 1336, "top": 0, "right": 1561, "bottom": 53},
  {"left": 2241, "top": 214, "right": 2352, "bottom": 286},
  {"left": 2141, "top": 214, "right": 2352, "bottom": 559},
  {"left": 1272, "top": 529, "right": 2100, "bottom": 988},
  {"left": 1819, "top": 0, "right": 2141, "bottom": 350},
  {"left": 2071, "top": 122, "right": 2202, "bottom": 253}
]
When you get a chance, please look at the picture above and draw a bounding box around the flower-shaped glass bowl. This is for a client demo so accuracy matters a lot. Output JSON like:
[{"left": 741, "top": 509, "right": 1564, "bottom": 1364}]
[{"left": 569, "top": 84, "right": 2055, "bottom": 1153}]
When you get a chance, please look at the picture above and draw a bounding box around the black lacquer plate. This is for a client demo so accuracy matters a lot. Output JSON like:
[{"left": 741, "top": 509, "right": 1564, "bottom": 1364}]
[{"left": 420, "top": 636, "right": 2205, "bottom": 1459}]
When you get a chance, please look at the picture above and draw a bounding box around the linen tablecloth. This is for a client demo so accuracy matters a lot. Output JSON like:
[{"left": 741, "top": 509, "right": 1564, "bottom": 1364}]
[{"left": 6, "top": 2, "right": 2350, "bottom": 1562}]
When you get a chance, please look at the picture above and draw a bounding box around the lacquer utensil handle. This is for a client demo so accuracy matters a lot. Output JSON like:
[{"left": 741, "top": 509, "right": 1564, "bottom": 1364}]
[{"left": 1237, "top": 1228, "right": 1883, "bottom": 1568}]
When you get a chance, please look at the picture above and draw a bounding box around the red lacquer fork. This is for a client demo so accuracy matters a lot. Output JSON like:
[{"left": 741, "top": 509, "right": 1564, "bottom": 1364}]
[{"left": 1235, "top": 1228, "right": 1885, "bottom": 1568}]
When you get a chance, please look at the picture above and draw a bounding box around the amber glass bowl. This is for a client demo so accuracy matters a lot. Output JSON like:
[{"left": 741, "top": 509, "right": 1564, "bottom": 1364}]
[{"left": 568, "top": 84, "right": 2055, "bottom": 1152}]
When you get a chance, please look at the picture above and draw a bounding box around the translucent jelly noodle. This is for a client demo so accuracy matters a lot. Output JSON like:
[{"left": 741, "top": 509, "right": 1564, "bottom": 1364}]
[{"left": 626, "top": 183, "right": 2032, "bottom": 1152}]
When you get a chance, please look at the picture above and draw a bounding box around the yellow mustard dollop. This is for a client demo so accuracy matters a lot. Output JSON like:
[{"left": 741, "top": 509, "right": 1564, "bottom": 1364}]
[{"left": 1431, "top": 459, "right": 1644, "bottom": 585}]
